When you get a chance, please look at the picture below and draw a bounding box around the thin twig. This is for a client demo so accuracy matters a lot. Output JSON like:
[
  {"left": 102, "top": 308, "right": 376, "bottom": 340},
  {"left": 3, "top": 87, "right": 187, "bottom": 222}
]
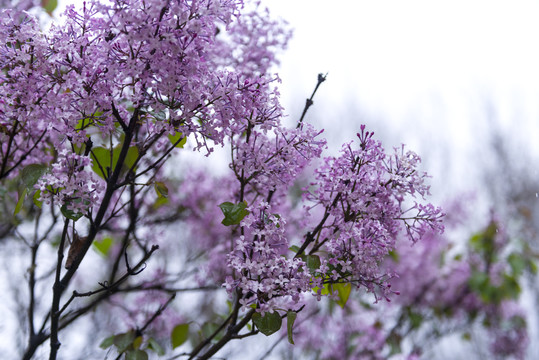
[{"left": 297, "top": 73, "right": 327, "bottom": 128}]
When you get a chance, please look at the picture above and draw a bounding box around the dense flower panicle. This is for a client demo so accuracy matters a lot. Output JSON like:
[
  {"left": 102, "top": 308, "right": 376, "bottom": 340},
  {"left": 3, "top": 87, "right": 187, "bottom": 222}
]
[
  {"left": 230, "top": 123, "right": 325, "bottom": 192},
  {"left": 0, "top": 10, "right": 54, "bottom": 176},
  {"left": 36, "top": 149, "right": 103, "bottom": 213},
  {"left": 294, "top": 126, "right": 444, "bottom": 300},
  {"left": 385, "top": 145, "right": 431, "bottom": 200},
  {"left": 225, "top": 202, "right": 313, "bottom": 313},
  {"left": 210, "top": 1, "right": 292, "bottom": 77}
]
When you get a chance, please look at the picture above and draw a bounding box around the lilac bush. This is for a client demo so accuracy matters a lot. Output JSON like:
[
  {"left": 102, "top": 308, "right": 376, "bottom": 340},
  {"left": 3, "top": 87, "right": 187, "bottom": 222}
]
[
  {"left": 289, "top": 213, "right": 530, "bottom": 359},
  {"left": 0, "top": 0, "right": 531, "bottom": 359}
]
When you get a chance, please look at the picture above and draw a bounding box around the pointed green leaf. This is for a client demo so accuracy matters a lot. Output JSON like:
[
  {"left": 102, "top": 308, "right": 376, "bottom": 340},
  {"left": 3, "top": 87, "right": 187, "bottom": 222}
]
[
  {"left": 33, "top": 190, "right": 42, "bottom": 208},
  {"left": 93, "top": 237, "right": 114, "bottom": 256},
  {"left": 303, "top": 255, "right": 321, "bottom": 272},
  {"left": 123, "top": 146, "right": 139, "bottom": 172},
  {"left": 333, "top": 283, "right": 352, "bottom": 308},
  {"left": 113, "top": 330, "right": 136, "bottom": 353},
  {"left": 468, "top": 270, "right": 489, "bottom": 295},
  {"left": 154, "top": 182, "right": 169, "bottom": 198},
  {"left": 199, "top": 322, "right": 224, "bottom": 342},
  {"left": 508, "top": 253, "right": 526, "bottom": 277},
  {"left": 171, "top": 323, "right": 189, "bottom": 349},
  {"left": 528, "top": 259, "right": 538, "bottom": 275},
  {"left": 99, "top": 335, "right": 115, "bottom": 349},
  {"left": 289, "top": 245, "right": 300, "bottom": 254},
  {"left": 388, "top": 249, "right": 399, "bottom": 263},
  {"left": 91, "top": 147, "right": 113, "bottom": 179},
  {"left": 252, "top": 311, "right": 282, "bottom": 336},
  {"left": 14, "top": 188, "right": 27, "bottom": 215},
  {"left": 133, "top": 336, "right": 142, "bottom": 349},
  {"left": 218, "top": 201, "right": 249, "bottom": 226},
  {"left": 501, "top": 274, "right": 521, "bottom": 300},
  {"left": 313, "top": 282, "right": 331, "bottom": 296},
  {"left": 126, "top": 350, "right": 148, "bottom": 360},
  {"left": 41, "top": 0, "right": 58, "bottom": 14},
  {"left": 153, "top": 196, "right": 169, "bottom": 209},
  {"left": 286, "top": 311, "right": 297, "bottom": 344},
  {"left": 21, "top": 164, "right": 48, "bottom": 190},
  {"left": 60, "top": 204, "right": 83, "bottom": 221},
  {"left": 168, "top": 132, "right": 187, "bottom": 148},
  {"left": 91, "top": 145, "right": 138, "bottom": 179},
  {"left": 147, "top": 337, "right": 165, "bottom": 356}
]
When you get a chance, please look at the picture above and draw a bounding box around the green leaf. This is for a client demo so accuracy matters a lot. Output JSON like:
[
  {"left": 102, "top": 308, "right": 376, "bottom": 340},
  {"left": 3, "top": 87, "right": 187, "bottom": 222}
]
[
  {"left": 501, "top": 274, "right": 521, "bottom": 300},
  {"left": 289, "top": 245, "right": 300, "bottom": 254},
  {"left": 528, "top": 259, "right": 538, "bottom": 275},
  {"left": 200, "top": 322, "right": 222, "bottom": 341},
  {"left": 286, "top": 311, "right": 297, "bottom": 344},
  {"left": 99, "top": 335, "right": 115, "bottom": 349},
  {"left": 126, "top": 350, "right": 148, "bottom": 360},
  {"left": 113, "top": 330, "right": 136, "bottom": 353},
  {"left": 153, "top": 196, "right": 169, "bottom": 209},
  {"left": 93, "top": 237, "right": 114, "bottom": 256},
  {"left": 41, "top": 0, "right": 58, "bottom": 14},
  {"left": 147, "top": 338, "right": 165, "bottom": 356},
  {"left": 218, "top": 201, "right": 249, "bottom": 226},
  {"left": 388, "top": 249, "right": 399, "bottom": 263},
  {"left": 14, "top": 188, "right": 27, "bottom": 215},
  {"left": 133, "top": 336, "right": 142, "bottom": 350},
  {"left": 168, "top": 132, "right": 187, "bottom": 148},
  {"left": 21, "top": 164, "right": 48, "bottom": 190},
  {"left": 252, "top": 311, "right": 282, "bottom": 336},
  {"left": 33, "top": 190, "right": 42, "bottom": 208},
  {"left": 303, "top": 255, "right": 321, "bottom": 272},
  {"left": 468, "top": 270, "right": 489, "bottom": 294},
  {"left": 91, "top": 145, "right": 138, "bottom": 180},
  {"left": 312, "top": 282, "right": 331, "bottom": 296},
  {"left": 60, "top": 204, "right": 83, "bottom": 221},
  {"left": 124, "top": 146, "right": 139, "bottom": 172},
  {"left": 332, "top": 283, "right": 352, "bottom": 308},
  {"left": 91, "top": 147, "right": 113, "bottom": 180},
  {"left": 154, "top": 182, "right": 169, "bottom": 198},
  {"left": 171, "top": 323, "right": 189, "bottom": 349},
  {"left": 508, "top": 253, "right": 526, "bottom": 276}
]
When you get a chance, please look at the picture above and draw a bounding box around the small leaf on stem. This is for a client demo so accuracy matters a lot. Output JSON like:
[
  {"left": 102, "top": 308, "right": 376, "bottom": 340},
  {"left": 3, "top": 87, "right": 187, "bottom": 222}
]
[
  {"left": 171, "top": 323, "right": 189, "bottom": 349},
  {"left": 252, "top": 311, "right": 282, "bottom": 336}
]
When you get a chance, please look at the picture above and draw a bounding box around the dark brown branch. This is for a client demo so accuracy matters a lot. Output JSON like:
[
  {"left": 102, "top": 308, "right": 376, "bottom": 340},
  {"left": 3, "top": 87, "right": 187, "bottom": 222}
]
[
  {"left": 189, "top": 309, "right": 256, "bottom": 360},
  {"left": 48, "top": 219, "right": 70, "bottom": 360}
]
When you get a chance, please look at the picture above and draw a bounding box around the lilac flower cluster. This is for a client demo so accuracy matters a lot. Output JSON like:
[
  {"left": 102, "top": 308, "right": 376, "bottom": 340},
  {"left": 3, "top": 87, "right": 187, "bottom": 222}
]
[
  {"left": 36, "top": 149, "right": 103, "bottom": 213},
  {"left": 211, "top": 1, "right": 292, "bottom": 77},
  {"left": 225, "top": 201, "right": 314, "bottom": 314},
  {"left": 218, "top": 124, "right": 443, "bottom": 314},
  {"left": 299, "top": 126, "right": 444, "bottom": 300}
]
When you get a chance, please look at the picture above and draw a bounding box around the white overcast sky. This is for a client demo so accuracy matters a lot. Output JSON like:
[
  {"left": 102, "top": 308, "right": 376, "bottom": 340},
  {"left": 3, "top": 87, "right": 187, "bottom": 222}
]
[{"left": 268, "top": 0, "right": 539, "bottom": 203}]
